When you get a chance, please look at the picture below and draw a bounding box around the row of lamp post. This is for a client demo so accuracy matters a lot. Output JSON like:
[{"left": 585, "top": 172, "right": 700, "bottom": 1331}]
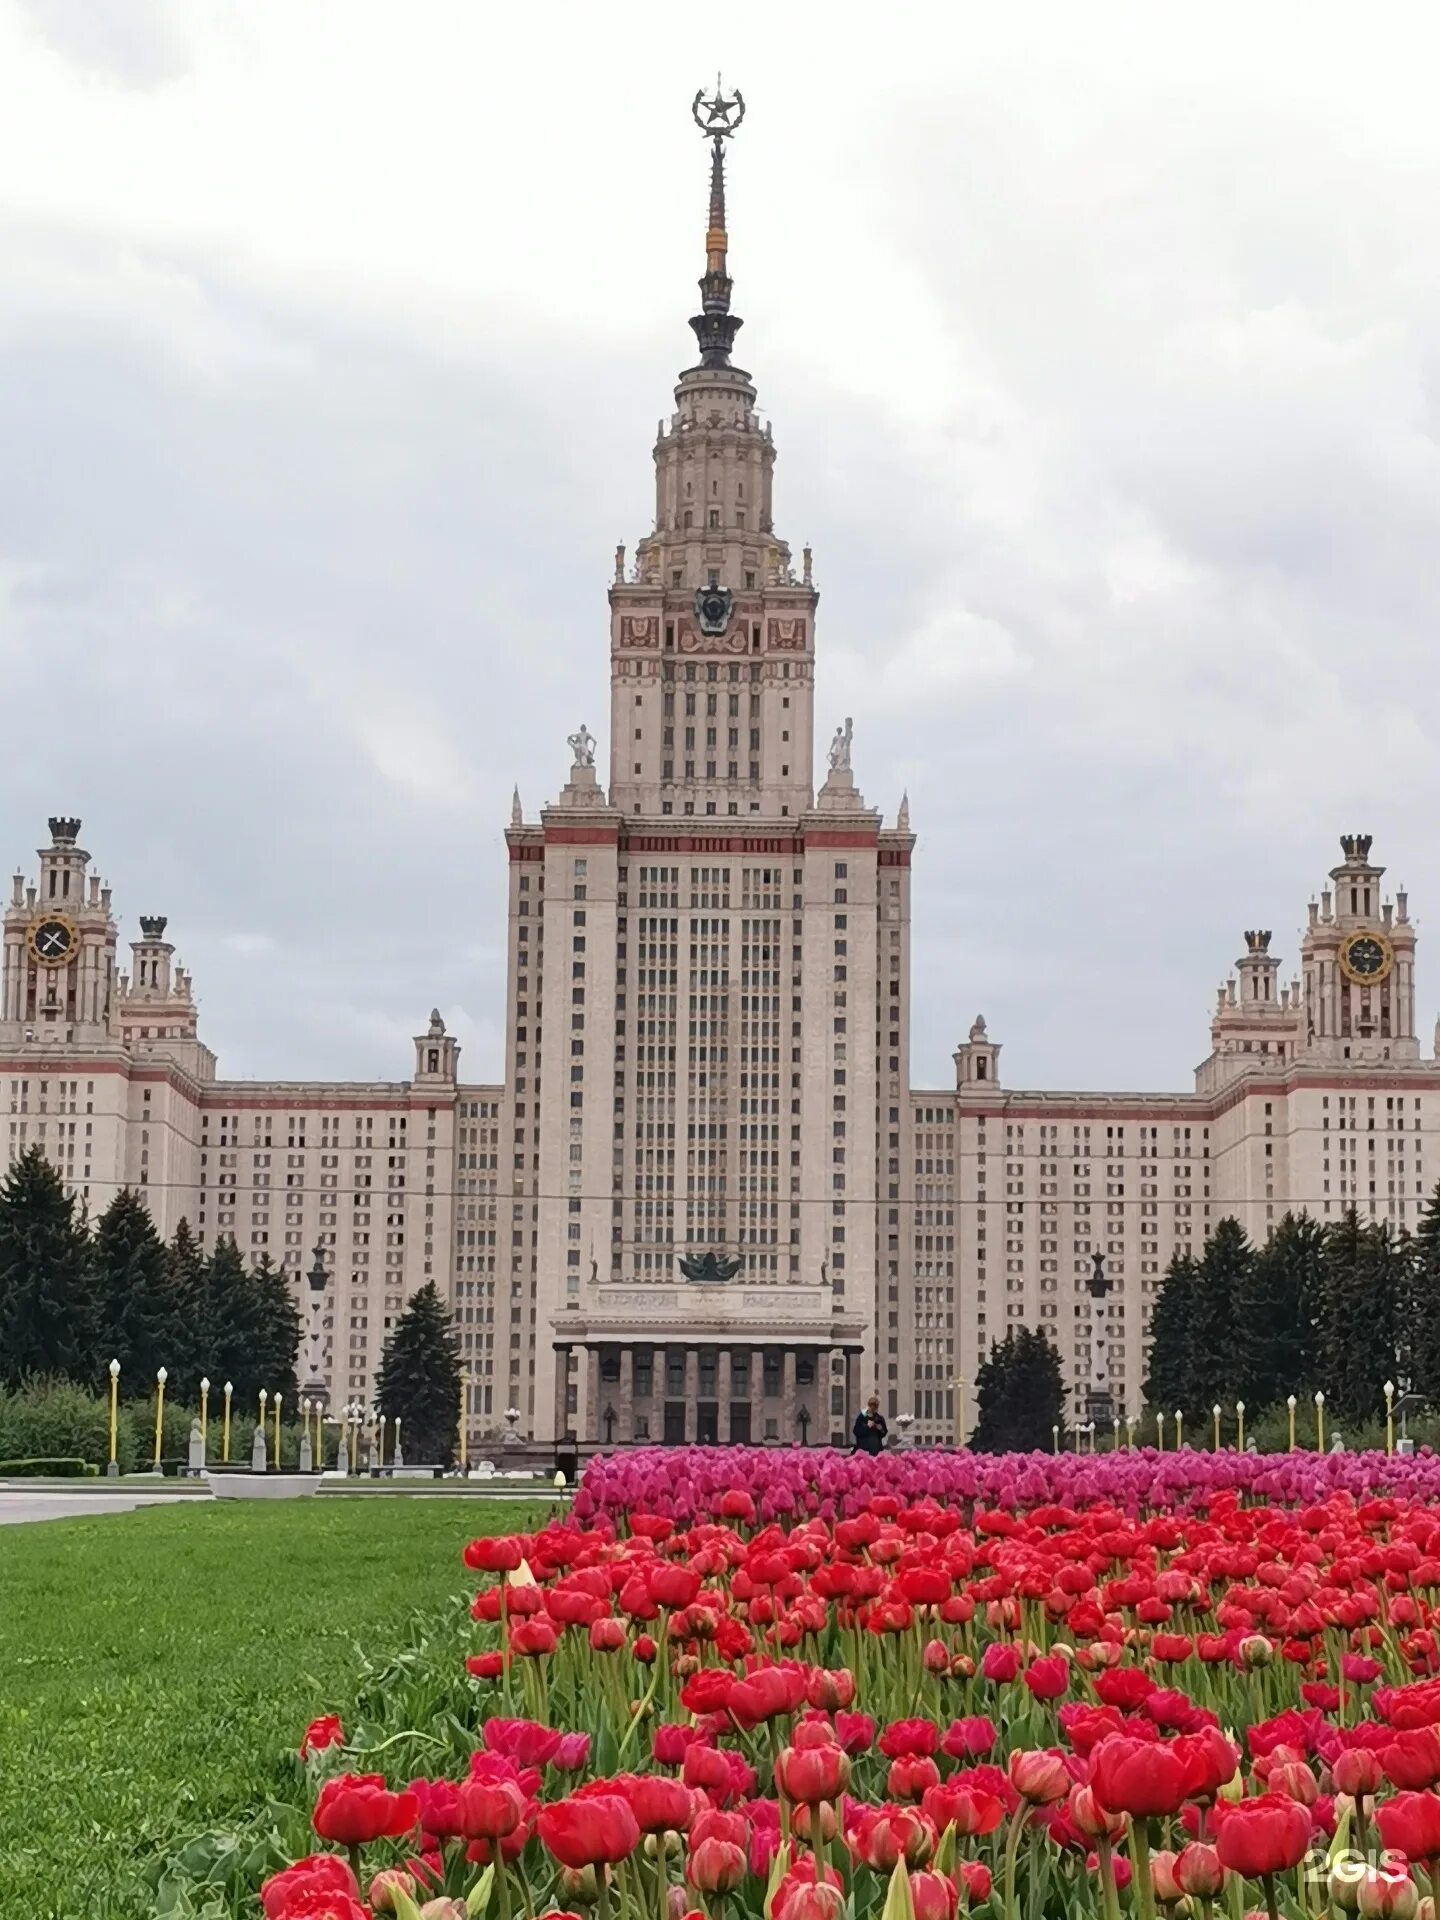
[
  {"left": 103, "top": 1362, "right": 355, "bottom": 1475},
  {"left": 1047, "top": 1384, "right": 1417, "bottom": 1456}
]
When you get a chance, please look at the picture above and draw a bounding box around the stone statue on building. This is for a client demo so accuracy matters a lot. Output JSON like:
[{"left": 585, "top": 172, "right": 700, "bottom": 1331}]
[
  {"left": 567, "top": 723, "right": 596, "bottom": 768},
  {"left": 828, "top": 717, "right": 853, "bottom": 772},
  {"left": 679, "top": 1250, "right": 742, "bottom": 1284}
]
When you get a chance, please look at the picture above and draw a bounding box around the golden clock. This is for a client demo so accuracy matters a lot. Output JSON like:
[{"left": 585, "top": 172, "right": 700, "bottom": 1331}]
[
  {"left": 27, "top": 914, "right": 77, "bottom": 967},
  {"left": 1338, "top": 928, "right": 1393, "bottom": 985}
]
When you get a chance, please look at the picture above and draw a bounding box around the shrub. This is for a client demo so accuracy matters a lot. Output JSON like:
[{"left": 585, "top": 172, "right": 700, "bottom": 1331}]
[
  {"left": 0, "top": 1456, "right": 93, "bottom": 1477},
  {"left": 0, "top": 1378, "right": 133, "bottom": 1472}
]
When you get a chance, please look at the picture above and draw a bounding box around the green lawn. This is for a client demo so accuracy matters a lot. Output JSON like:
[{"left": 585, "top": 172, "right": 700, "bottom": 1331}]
[{"left": 0, "top": 1496, "right": 549, "bottom": 1919}]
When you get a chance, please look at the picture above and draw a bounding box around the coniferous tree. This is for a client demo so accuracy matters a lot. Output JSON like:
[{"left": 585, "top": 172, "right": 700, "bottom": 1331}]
[
  {"left": 165, "top": 1217, "right": 206, "bottom": 1395},
  {"left": 93, "top": 1189, "right": 187, "bottom": 1391},
  {"left": 1408, "top": 1185, "right": 1440, "bottom": 1410},
  {"left": 1143, "top": 1251, "right": 1197, "bottom": 1417},
  {"left": 249, "top": 1254, "right": 301, "bottom": 1403},
  {"left": 375, "top": 1281, "right": 462, "bottom": 1464},
  {"left": 1231, "top": 1212, "right": 1326, "bottom": 1410},
  {"left": 201, "top": 1236, "right": 265, "bottom": 1405},
  {"left": 0, "top": 1145, "right": 99, "bottom": 1386},
  {"left": 1184, "top": 1218, "right": 1253, "bottom": 1422},
  {"left": 971, "top": 1325, "right": 1067, "bottom": 1454},
  {"left": 1316, "top": 1209, "right": 1406, "bottom": 1428}
]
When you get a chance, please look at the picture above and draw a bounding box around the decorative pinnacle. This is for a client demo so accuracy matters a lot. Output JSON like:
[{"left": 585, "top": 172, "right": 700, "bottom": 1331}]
[{"left": 688, "top": 79, "right": 746, "bottom": 369}]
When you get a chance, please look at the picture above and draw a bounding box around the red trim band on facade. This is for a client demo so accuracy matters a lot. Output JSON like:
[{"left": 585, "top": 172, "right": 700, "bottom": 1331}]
[{"left": 545, "top": 826, "right": 623, "bottom": 846}]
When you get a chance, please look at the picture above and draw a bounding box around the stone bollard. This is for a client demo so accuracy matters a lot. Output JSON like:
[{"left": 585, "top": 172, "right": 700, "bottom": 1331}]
[
  {"left": 251, "top": 1423, "right": 267, "bottom": 1473},
  {"left": 187, "top": 1419, "right": 204, "bottom": 1478},
  {"left": 299, "top": 1430, "right": 313, "bottom": 1473},
  {"left": 336, "top": 1433, "right": 350, "bottom": 1476}
]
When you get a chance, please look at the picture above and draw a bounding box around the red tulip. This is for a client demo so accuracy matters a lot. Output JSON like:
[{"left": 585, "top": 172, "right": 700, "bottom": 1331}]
[
  {"left": 620, "top": 1774, "right": 694, "bottom": 1834},
  {"left": 454, "top": 1778, "right": 524, "bottom": 1841},
  {"left": 1174, "top": 1843, "right": 1224, "bottom": 1898},
  {"left": 980, "top": 1643, "right": 1021, "bottom": 1683},
  {"left": 1008, "top": 1748, "right": 1069, "bottom": 1806},
  {"left": 300, "top": 1716, "right": 344, "bottom": 1761},
  {"left": 684, "top": 1838, "right": 746, "bottom": 1894},
  {"left": 509, "top": 1618, "right": 557, "bottom": 1658},
  {"left": 1068, "top": 1785, "right": 1124, "bottom": 1841},
  {"left": 1353, "top": 1864, "right": 1420, "bottom": 1918},
  {"left": 846, "top": 1806, "right": 937, "bottom": 1871},
  {"left": 1375, "top": 1791, "right": 1440, "bottom": 1863},
  {"left": 313, "top": 1775, "right": 420, "bottom": 1848},
  {"left": 941, "top": 1716, "right": 997, "bottom": 1759},
  {"left": 262, "top": 1856, "right": 361, "bottom": 1920},
  {"left": 1213, "top": 1794, "right": 1312, "bottom": 1878},
  {"left": 958, "top": 1860, "right": 992, "bottom": 1905},
  {"left": 1385, "top": 1728, "right": 1440, "bottom": 1791},
  {"left": 806, "top": 1669, "right": 856, "bottom": 1711},
  {"left": 909, "top": 1870, "right": 959, "bottom": 1920},
  {"left": 921, "top": 1783, "right": 1003, "bottom": 1838},
  {"left": 1333, "top": 1748, "right": 1385, "bottom": 1798},
  {"left": 1023, "top": 1654, "right": 1069, "bottom": 1701},
  {"left": 463, "top": 1537, "right": 524, "bottom": 1573},
  {"left": 1091, "top": 1735, "right": 1191, "bottom": 1818},
  {"left": 923, "top": 1638, "right": 951, "bottom": 1674},
  {"left": 775, "top": 1744, "right": 850, "bottom": 1805},
  {"left": 537, "top": 1794, "right": 641, "bottom": 1869},
  {"left": 589, "top": 1618, "right": 626, "bottom": 1653},
  {"left": 834, "top": 1713, "right": 875, "bottom": 1756}
]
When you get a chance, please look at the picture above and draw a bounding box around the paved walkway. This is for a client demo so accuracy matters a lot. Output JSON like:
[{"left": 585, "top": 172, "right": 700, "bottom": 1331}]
[{"left": 0, "top": 1491, "right": 196, "bottom": 1525}]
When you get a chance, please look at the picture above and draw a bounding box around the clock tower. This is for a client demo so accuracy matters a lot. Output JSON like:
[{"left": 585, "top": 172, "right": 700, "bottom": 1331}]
[
  {"left": 1299, "top": 833, "right": 1416, "bottom": 1062},
  {"left": 1, "top": 817, "right": 118, "bottom": 1046}
]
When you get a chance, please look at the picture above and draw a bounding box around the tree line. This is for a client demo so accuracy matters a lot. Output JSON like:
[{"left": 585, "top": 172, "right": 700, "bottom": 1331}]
[
  {"left": 1144, "top": 1190, "right": 1440, "bottom": 1429},
  {"left": 0, "top": 1145, "right": 301, "bottom": 1404}
]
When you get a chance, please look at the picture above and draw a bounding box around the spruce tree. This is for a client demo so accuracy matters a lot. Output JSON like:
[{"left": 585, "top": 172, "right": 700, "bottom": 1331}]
[
  {"left": 1409, "top": 1185, "right": 1440, "bottom": 1410},
  {"left": 1143, "top": 1251, "right": 1197, "bottom": 1417},
  {"left": 1184, "top": 1217, "right": 1252, "bottom": 1422},
  {"left": 93, "top": 1189, "right": 186, "bottom": 1391},
  {"left": 0, "top": 1145, "right": 100, "bottom": 1386},
  {"left": 166, "top": 1217, "right": 206, "bottom": 1396},
  {"left": 1317, "top": 1209, "right": 1405, "bottom": 1428},
  {"left": 971, "top": 1325, "right": 1066, "bottom": 1453},
  {"left": 201, "top": 1236, "right": 264, "bottom": 1405},
  {"left": 376, "top": 1281, "right": 462, "bottom": 1464},
  {"left": 1231, "top": 1212, "right": 1325, "bottom": 1410},
  {"left": 249, "top": 1253, "right": 301, "bottom": 1402}
]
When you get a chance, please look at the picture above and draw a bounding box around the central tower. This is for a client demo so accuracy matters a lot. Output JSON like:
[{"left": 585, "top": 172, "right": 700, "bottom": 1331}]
[
  {"left": 607, "top": 86, "right": 816, "bottom": 820},
  {"left": 509, "top": 88, "right": 910, "bottom": 1449}
]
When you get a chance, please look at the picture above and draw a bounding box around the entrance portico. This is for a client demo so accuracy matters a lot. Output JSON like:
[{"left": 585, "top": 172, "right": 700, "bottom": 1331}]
[{"left": 552, "top": 1280, "right": 866, "bottom": 1448}]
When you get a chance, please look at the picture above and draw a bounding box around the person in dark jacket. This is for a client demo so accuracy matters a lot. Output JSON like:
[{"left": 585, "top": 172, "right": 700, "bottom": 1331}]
[{"left": 853, "top": 1395, "right": 887, "bottom": 1456}]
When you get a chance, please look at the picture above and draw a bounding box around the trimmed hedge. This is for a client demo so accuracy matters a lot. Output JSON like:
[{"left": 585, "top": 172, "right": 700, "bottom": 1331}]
[{"left": 0, "top": 1456, "right": 94, "bottom": 1477}]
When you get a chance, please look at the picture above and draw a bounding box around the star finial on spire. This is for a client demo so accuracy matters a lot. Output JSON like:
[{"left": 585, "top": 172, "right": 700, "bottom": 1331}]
[{"left": 688, "top": 81, "right": 746, "bottom": 369}]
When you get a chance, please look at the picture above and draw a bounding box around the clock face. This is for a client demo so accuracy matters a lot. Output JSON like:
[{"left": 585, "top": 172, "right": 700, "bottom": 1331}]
[
  {"left": 27, "top": 915, "right": 76, "bottom": 967},
  {"left": 1339, "top": 929, "right": 1393, "bottom": 984}
]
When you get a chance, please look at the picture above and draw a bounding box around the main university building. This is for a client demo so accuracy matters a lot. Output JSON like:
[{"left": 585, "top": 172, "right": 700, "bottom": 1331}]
[{"left": 4, "top": 102, "right": 1437, "bottom": 1451}]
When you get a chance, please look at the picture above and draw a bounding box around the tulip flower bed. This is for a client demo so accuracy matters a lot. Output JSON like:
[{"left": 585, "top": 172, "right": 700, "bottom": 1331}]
[
  {"left": 571, "top": 1443, "right": 1440, "bottom": 1529},
  {"left": 250, "top": 1468, "right": 1440, "bottom": 1920}
]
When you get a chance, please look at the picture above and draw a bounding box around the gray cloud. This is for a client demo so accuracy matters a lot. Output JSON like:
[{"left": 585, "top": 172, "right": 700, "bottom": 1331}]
[{"left": 2, "top": 3, "right": 1439, "bottom": 1094}]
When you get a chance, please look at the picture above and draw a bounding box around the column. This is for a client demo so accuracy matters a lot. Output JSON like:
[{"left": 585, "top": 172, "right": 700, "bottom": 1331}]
[
  {"left": 718, "top": 1348, "right": 732, "bottom": 1438},
  {"left": 584, "top": 1348, "right": 600, "bottom": 1445},
  {"left": 779, "top": 1349, "right": 796, "bottom": 1445},
  {"left": 619, "top": 1349, "right": 634, "bottom": 1443},
  {"left": 683, "top": 1347, "right": 699, "bottom": 1442},
  {"left": 553, "top": 1344, "right": 572, "bottom": 1442},
  {"left": 843, "top": 1349, "right": 858, "bottom": 1438}
]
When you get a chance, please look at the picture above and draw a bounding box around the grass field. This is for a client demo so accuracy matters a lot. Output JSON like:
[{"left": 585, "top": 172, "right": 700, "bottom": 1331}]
[{"left": 0, "top": 1496, "right": 548, "bottom": 1918}]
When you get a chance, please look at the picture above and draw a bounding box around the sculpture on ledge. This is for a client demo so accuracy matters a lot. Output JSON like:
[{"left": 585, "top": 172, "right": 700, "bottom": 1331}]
[
  {"left": 679, "top": 1250, "right": 742, "bottom": 1285},
  {"left": 828, "top": 717, "right": 853, "bottom": 771},
  {"left": 567, "top": 723, "right": 596, "bottom": 768}
]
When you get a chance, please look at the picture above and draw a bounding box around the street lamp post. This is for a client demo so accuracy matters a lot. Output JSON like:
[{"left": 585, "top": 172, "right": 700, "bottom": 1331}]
[
  {"left": 1315, "top": 1390, "right": 1325, "bottom": 1451},
  {"left": 1084, "top": 1249, "right": 1115, "bottom": 1436},
  {"left": 302, "top": 1242, "right": 331, "bottom": 1414},
  {"left": 1212, "top": 1403, "right": 1222, "bottom": 1451},
  {"left": 1385, "top": 1380, "right": 1396, "bottom": 1457},
  {"left": 222, "top": 1381, "right": 233, "bottom": 1463},
  {"left": 107, "top": 1358, "right": 121, "bottom": 1477},
  {"left": 199, "top": 1377, "right": 210, "bottom": 1454},
  {"left": 1236, "top": 1399, "right": 1246, "bottom": 1452},
  {"left": 1287, "top": 1393, "right": 1297, "bottom": 1450},
  {"left": 153, "top": 1367, "right": 168, "bottom": 1471},
  {"left": 459, "top": 1372, "right": 469, "bottom": 1474}
]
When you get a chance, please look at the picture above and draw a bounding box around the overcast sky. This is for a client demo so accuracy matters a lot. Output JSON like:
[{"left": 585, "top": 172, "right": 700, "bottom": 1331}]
[{"left": 3, "top": 1, "right": 1439, "bottom": 1092}]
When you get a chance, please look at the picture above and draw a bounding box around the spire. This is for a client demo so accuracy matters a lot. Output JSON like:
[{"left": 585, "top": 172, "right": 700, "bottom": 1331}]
[
  {"left": 511, "top": 785, "right": 522, "bottom": 827},
  {"left": 688, "top": 79, "right": 746, "bottom": 369}
]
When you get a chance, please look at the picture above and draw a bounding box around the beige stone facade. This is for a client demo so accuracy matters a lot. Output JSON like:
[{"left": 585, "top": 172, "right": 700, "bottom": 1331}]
[{"left": 4, "top": 135, "right": 1436, "bottom": 1452}]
